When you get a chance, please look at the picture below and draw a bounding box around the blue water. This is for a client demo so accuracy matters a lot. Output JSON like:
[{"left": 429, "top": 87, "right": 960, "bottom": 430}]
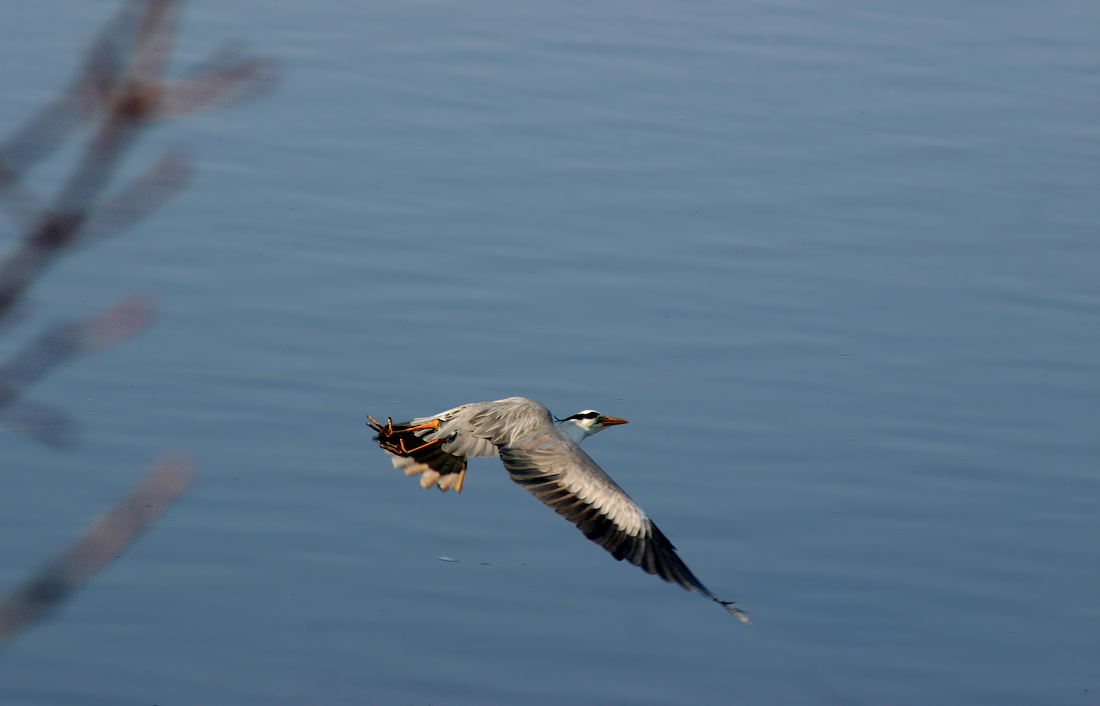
[{"left": 1, "top": 0, "right": 1097, "bottom": 704}]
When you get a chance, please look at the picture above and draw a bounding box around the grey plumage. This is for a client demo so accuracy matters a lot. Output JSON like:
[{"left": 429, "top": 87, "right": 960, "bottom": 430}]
[{"left": 368, "top": 397, "right": 749, "bottom": 622}]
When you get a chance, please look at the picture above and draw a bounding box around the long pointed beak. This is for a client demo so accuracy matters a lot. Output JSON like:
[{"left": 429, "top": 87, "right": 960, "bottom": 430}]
[{"left": 599, "top": 416, "right": 629, "bottom": 427}]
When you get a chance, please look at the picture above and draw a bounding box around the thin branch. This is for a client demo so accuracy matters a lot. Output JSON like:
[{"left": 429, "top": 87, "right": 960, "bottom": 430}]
[
  {"left": 0, "top": 453, "right": 195, "bottom": 646},
  {"left": 0, "top": 293, "right": 157, "bottom": 412},
  {"left": 0, "top": 0, "right": 280, "bottom": 322}
]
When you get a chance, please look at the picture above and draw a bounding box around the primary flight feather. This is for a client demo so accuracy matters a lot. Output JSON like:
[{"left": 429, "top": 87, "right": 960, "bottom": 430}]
[{"left": 368, "top": 396, "right": 748, "bottom": 622}]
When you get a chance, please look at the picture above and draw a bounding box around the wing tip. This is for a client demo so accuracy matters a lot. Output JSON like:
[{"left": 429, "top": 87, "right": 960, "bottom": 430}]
[{"left": 718, "top": 599, "right": 752, "bottom": 624}]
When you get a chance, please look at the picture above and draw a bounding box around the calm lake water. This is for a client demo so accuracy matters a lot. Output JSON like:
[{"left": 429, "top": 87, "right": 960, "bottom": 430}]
[{"left": 1, "top": 0, "right": 1097, "bottom": 704}]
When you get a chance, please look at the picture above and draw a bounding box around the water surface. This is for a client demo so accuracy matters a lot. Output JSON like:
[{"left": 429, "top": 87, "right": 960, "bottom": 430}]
[{"left": 1, "top": 0, "right": 1097, "bottom": 704}]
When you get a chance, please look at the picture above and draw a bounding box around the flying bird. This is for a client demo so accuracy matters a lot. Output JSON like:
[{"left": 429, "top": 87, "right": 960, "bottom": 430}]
[{"left": 368, "top": 396, "right": 749, "bottom": 622}]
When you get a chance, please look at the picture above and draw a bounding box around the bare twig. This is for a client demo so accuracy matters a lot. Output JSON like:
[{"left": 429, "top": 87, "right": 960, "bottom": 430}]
[
  {"left": 0, "top": 293, "right": 157, "bottom": 410},
  {"left": 0, "top": 0, "right": 279, "bottom": 650},
  {"left": 0, "top": 453, "right": 195, "bottom": 646},
  {"left": 0, "top": 0, "right": 279, "bottom": 450},
  {"left": 0, "top": 401, "right": 75, "bottom": 449},
  {"left": 0, "top": 0, "right": 280, "bottom": 321}
]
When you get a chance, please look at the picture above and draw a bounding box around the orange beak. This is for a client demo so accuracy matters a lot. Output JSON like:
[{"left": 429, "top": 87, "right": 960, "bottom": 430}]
[{"left": 599, "top": 416, "right": 629, "bottom": 427}]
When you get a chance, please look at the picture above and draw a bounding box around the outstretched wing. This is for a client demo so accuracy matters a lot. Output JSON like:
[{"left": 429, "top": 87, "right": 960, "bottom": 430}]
[
  {"left": 369, "top": 398, "right": 541, "bottom": 492},
  {"left": 500, "top": 426, "right": 749, "bottom": 621},
  {"left": 369, "top": 397, "right": 748, "bottom": 620}
]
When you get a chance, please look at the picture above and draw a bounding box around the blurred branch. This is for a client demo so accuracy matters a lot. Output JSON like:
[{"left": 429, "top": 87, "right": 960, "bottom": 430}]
[
  {"left": 0, "top": 0, "right": 280, "bottom": 321},
  {"left": 0, "top": 453, "right": 195, "bottom": 646},
  {"left": 0, "top": 0, "right": 279, "bottom": 649},
  {"left": 0, "top": 293, "right": 157, "bottom": 446},
  {"left": 0, "top": 402, "right": 76, "bottom": 448},
  {"left": 0, "top": 293, "right": 157, "bottom": 409},
  {"left": 0, "top": 0, "right": 139, "bottom": 201}
]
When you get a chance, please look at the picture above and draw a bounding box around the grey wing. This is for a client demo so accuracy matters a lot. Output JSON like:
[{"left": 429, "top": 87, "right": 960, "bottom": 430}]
[
  {"left": 431, "top": 405, "right": 500, "bottom": 459},
  {"left": 372, "top": 398, "right": 546, "bottom": 492},
  {"left": 498, "top": 427, "right": 719, "bottom": 599},
  {"left": 404, "top": 396, "right": 555, "bottom": 458},
  {"left": 372, "top": 403, "right": 491, "bottom": 491}
]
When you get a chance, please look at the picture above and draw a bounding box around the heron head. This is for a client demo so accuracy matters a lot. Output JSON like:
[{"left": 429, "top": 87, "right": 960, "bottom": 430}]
[{"left": 557, "top": 409, "right": 629, "bottom": 442}]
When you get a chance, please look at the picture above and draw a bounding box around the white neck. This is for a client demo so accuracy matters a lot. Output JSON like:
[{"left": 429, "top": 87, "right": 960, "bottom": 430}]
[{"left": 558, "top": 419, "right": 592, "bottom": 444}]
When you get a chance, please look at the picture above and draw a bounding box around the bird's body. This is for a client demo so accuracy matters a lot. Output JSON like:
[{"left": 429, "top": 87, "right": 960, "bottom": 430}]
[{"left": 368, "top": 396, "right": 748, "bottom": 622}]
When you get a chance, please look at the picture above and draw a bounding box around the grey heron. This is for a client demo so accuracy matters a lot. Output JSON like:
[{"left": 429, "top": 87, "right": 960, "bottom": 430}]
[{"left": 367, "top": 396, "right": 749, "bottom": 622}]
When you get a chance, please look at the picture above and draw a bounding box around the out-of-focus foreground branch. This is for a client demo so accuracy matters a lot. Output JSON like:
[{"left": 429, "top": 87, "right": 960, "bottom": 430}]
[
  {"left": 0, "top": 0, "right": 279, "bottom": 646},
  {"left": 0, "top": 454, "right": 195, "bottom": 645}
]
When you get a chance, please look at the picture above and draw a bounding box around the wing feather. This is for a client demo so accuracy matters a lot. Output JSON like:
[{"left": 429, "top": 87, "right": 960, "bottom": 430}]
[
  {"left": 372, "top": 398, "right": 543, "bottom": 492},
  {"left": 369, "top": 397, "right": 750, "bottom": 621},
  {"left": 496, "top": 426, "right": 725, "bottom": 601}
]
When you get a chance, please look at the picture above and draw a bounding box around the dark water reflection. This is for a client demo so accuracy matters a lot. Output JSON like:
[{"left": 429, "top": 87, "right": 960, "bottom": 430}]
[{"left": 1, "top": 0, "right": 1097, "bottom": 704}]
